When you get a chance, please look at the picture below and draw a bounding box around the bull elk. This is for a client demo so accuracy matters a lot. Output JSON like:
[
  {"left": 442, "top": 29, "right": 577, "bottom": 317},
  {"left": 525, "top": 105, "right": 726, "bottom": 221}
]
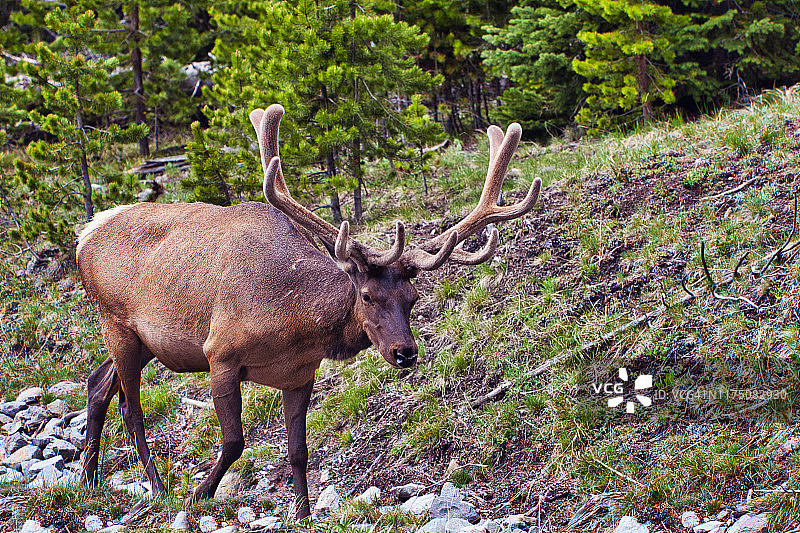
[{"left": 76, "top": 104, "right": 540, "bottom": 518}]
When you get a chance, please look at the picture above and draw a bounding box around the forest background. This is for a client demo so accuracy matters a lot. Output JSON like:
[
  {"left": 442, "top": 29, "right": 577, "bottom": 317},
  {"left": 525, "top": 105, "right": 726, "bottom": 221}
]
[{"left": 1, "top": 0, "right": 799, "bottom": 242}]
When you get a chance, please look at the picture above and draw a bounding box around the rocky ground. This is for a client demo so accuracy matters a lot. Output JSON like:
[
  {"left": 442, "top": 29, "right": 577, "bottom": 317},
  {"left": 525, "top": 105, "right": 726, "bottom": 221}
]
[{"left": 0, "top": 381, "right": 775, "bottom": 533}]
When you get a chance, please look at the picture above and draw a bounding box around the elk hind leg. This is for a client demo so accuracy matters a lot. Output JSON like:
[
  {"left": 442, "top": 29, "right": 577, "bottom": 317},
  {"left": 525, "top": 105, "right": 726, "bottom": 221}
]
[
  {"left": 110, "top": 326, "right": 166, "bottom": 495},
  {"left": 82, "top": 357, "right": 120, "bottom": 487}
]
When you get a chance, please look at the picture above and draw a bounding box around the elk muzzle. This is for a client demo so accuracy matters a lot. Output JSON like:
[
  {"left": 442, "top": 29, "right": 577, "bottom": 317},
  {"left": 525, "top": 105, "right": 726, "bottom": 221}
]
[{"left": 392, "top": 345, "right": 418, "bottom": 368}]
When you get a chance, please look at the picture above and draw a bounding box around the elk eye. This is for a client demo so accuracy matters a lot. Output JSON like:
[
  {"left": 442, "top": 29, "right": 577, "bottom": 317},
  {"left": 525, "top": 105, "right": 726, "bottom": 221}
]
[{"left": 362, "top": 293, "right": 373, "bottom": 304}]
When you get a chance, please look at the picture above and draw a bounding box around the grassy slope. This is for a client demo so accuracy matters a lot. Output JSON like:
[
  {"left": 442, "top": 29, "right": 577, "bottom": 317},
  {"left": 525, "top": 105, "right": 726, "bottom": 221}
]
[{"left": 1, "top": 87, "right": 800, "bottom": 532}]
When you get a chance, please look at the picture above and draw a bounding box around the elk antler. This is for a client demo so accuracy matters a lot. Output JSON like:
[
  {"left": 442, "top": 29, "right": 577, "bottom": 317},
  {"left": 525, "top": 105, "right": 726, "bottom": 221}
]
[
  {"left": 402, "top": 123, "right": 541, "bottom": 268},
  {"left": 252, "top": 105, "right": 539, "bottom": 271},
  {"left": 251, "top": 104, "right": 404, "bottom": 268}
]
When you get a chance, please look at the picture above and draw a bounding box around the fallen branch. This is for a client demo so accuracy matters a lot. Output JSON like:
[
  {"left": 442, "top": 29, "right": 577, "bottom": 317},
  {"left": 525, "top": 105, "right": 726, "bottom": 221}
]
[
  {"left": 469, "top": 380, "right": 512, "bottom": 409},
  {"left": 463, "top": 226, "right": 800, "bottom": 410},
  {"left": 708, "top": 174, "right": 759, "bottom": 200}
]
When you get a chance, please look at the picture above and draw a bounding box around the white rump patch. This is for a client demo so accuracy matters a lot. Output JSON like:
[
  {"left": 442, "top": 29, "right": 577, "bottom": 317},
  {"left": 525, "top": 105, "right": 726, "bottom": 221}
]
[{"left": 76, "top": 204, "right": 136, "bottom": 259}]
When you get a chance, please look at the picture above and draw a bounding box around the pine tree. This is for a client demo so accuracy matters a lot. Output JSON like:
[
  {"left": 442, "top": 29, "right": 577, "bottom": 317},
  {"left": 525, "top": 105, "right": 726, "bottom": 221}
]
[
  {"left": 687, "top": 1, "right": 800, "bottom": 101},
  {"left": 196, "top": 0, "right": 441, "bottom": 222},
  {"left": 571, "top": 0, "right": 698, "bottom": 133},
  {"left": 482, "top": 0, "right": 594, "bottom": 138},
  {"left": 86, "top": 0, "right": 212, "bottom": 155},
  {"left": 14, "top": 7, "right": 146, "bottom": 250}
]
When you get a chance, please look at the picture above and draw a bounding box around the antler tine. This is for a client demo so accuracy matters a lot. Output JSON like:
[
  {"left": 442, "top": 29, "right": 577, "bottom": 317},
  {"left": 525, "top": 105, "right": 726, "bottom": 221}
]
[
  {"left": 366, "top": 221, "right": 406, "bottom": 266},
  {"left": 417, "top": 123, "right": 540, "bottom": 261},
  {"left": 252, "top": 105, "right": 291, "bottom": 197},
  {"left": 253, "top": 105, "right": 405, "bottom": 268},
  {"left": 448, "top": 226, "right": 499, "bottom": 265},
  {"left": 403, "top": 231, "right": 459, "bottom": 271},
  {"left": 335, "top": 221, "right": 352, "bottom": 261},
  {"left": 487, "top": 125, "right": 504, "bottom": 168}
]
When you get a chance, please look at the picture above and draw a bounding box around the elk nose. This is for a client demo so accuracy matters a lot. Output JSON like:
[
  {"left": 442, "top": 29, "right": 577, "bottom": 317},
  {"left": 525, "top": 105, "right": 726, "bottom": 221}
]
[{"left": 393, "top": 347, "right": 417, "bottom": 368}]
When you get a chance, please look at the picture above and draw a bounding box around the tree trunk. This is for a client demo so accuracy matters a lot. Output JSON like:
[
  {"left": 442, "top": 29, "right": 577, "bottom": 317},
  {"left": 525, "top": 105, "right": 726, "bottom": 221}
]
[
  {"left": 352, "top": 138, "right": 362, "bottom": 223},
  {"left": 75, "top": 108, "right": 93, "bottom": 222},
  {"left": 129, "top": 2, "right": 149, "bottom": 156},
  {"left": 636, "top": 21, "right": 652, "bottom": 123},
  {"left": 326, "top": 152, "right": 343, "bottom": 224}
]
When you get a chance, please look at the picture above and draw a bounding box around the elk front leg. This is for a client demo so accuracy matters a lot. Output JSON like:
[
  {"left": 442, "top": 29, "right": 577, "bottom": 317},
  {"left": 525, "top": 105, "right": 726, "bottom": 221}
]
[
  {"left": 283, "top": 378, "right": 314, "bottom": 520},
  {"left": 191, "top": 366, "right": 244, "bottom": 501},
  {"left": 82, "top": 357, "right": 120, "bottom": 487}
]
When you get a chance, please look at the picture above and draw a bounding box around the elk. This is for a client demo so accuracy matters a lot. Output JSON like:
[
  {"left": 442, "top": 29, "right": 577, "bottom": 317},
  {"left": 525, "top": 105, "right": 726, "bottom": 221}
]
[{"left": 76, "top": 103, "right": 540, "bottom": 518}]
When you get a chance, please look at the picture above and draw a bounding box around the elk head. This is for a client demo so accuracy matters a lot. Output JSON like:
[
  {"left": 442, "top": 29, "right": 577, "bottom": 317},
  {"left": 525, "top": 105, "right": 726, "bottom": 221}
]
[{"left": 249, "top": 104, "right": 541, "bottom": 369}]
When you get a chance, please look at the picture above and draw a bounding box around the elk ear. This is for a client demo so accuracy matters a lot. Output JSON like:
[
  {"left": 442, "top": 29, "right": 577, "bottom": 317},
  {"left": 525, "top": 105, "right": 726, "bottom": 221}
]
[{"left": 319, "top": 237, "right": 363, "bottom": 275}]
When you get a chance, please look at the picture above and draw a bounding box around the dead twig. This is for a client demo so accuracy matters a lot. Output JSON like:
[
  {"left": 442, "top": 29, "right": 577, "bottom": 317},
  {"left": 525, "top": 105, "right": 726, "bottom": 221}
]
[
  {"left": 753, "top": 191, "right": 798, "bottom": 277},
  {"left": 591, "top": 455, "right": 642, "bottom": 486},
  {"left": 701, "top": 241, "right": 760, "bottom": 311}
]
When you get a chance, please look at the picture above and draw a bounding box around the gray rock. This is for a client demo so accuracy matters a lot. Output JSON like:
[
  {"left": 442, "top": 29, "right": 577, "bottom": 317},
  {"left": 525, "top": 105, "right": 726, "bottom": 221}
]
[
  {"left": 315, "top": 485, "right": 341, "bottom": 512},
  {"left": 122, "top": 481, "right": 152, "bottom": 497},
  {"left": 49, "top": 381, "right": 82, "bottom": 397},
  {"left": 84, "top": 515, "right": 104, "bottom": 531},
  {"left": 198, "top": 516, "right": 218, "bottom": 533},
  {"left": 170, "top": 511, "right": 189, "bottom": 530},
  {"left": 727, "top": 513, "right": 769, "bottom": 533},
  {"left": 417, "top": 518, "right": 447, "bottom": 533},
  {"left": 430, "top": 482, "right": 479, "bottom": 524},
  {"left": 460, "top": 520, "right": 501, "bottom": 533},
  {"left": 614, "top": 516, "right": 649, "bottom": 533},
  {"left": 237, "top": 506, "right": 256, "bottom": 524},
  {"left": 69, "top": 411, "right": 88, "bottom": 429},
  {"left": 682, "top": 511, "right": 700, "bottom": 529},
  {"left": 248, "top": 517, "right": 281, "bottom": 529},
  {"left": 0, "top": 401, "right": 27, "bottom": 418},
  {"left": 11, "top": 406, "right": 51, "bottom": 435},
  {"left": 392, "top": 482, "right": 426, "bottom": 501},
  {"left": 55, "top": 471, "right": 80, "bottom": 487},
  {"left": 3, "top": 433, "right": 28, "bottom": 455},
  {"left": 401, "top": 493, "right": 436, "bottom": 515},
  {"left": 20, "top": 520, "right": 52, "bottom": 533},
  {"left": 43, "top": 438, "right": 79, "bottom": 462},
  {"left": 211, "top": 527, "right": 237, "bottom": 533},
  {"left": 16, "top": 387, "right": 44, "bottom": 404},
  {"left": 38, "top": 418, "right": 64, "bottom": 439},
  {"left": 29, "top": 456, "right": 64, "bottom": 475},
  {"left": 354, "top": 486, "right": 381, "bottom": 504},
  {"left": 28, "top": 464, "right": 62, "bottom": 488},
  {"left": 46, "top": 400, "right": 70, "bottom": 417},
  {"left": 504, "top": 515, "right": 528, "bottom": 529},
  {"left": 215, "top": 471, "right": 245, "bottom": 501},
  {"left": 0, "top": 469, "right": 23, "bottom": 482},
  {"left": 416, "top": 517, "right": 473, "bottom": 533},
  {"left": 98, "top": 526, "right": 125, "bottom": 533},
  {"left": 65, "top": 426, "right": 86, "bottom": 450},
  {"left": 693, "top": 521, "right": 723, "bottom": 533},
  {"left": 4, "top": 445, "right": 43, "bottom": 465}
]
